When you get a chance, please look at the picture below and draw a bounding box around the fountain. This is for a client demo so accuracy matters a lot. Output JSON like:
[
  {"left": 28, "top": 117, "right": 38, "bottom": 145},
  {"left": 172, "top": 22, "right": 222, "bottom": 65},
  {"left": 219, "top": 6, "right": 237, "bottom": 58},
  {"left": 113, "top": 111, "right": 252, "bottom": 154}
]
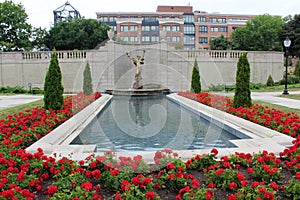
[{"left": 105, "top": 50, "right": 170, "bottom": 96}]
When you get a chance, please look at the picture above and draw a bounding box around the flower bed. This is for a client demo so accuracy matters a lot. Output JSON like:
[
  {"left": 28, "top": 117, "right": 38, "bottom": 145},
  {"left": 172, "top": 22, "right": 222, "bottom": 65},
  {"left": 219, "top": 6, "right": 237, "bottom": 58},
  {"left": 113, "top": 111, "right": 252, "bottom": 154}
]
[{"left": 0, "top": 91, "right": 299, "bottom": 199}]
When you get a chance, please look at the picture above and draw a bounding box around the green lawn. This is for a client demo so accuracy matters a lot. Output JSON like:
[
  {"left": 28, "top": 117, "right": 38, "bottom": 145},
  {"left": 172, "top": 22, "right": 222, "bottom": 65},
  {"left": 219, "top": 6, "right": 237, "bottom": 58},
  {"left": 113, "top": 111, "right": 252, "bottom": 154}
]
[
  {"left": 0, "top": 99, "right": 44, "bottom": 120},
  {"left": 251, "top": 83, "right": 300, "bottom": 92},
  {"left": 253, "top": 100, "right": 300, "bottom": 116},
  {"left": 279, "top": 94, "right": 300, "bottom": 100}
]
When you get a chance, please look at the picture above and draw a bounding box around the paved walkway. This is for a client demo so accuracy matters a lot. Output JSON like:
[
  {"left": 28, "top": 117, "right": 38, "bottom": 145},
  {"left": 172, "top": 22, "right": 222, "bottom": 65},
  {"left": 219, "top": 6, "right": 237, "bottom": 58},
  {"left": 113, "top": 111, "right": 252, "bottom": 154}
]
[
  {"left": 0, "top": 91, "right": 299, "bottom": 111},
  {"left": 0, "top": 94, "right": 43, "bottom": 110},
  {"left": 251, "top": 91, "right": 300, "bottom": 109}
]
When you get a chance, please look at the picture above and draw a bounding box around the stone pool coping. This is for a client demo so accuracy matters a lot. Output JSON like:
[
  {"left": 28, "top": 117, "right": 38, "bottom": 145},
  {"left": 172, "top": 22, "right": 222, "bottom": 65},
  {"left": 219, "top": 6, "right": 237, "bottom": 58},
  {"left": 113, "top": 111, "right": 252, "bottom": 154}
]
[{"left": 26, "top": 93, "right": 294, "bottom": 163}]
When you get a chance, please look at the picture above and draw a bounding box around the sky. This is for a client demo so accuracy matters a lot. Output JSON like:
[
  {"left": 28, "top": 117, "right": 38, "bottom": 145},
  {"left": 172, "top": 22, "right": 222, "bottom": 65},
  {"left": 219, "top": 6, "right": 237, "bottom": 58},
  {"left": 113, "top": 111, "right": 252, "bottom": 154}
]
[{"left": 2, "top": 0, "right": 300, "bottom": 29}]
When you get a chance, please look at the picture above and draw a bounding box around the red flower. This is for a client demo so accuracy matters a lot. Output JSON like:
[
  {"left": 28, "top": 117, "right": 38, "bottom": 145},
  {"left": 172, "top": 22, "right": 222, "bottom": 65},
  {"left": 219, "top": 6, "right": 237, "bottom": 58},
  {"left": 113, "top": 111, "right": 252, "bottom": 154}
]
[
  {"left": 110, "top": 169, "right": 119, "bottom": 176},
  {"left": 92, "top": 169, "right": 101, "bottom": 179},
  {"left": 229, "top": 182, "right": 238, "bottom": 190},
  {"left": 45, "top": 185, "right": 58, "bottom": 195},
  {"left": 207, "top": 182, "right": 216, "bottom": 188},
  {"left": 166, "top": 162, "right": 175, "bottom": 170},
  {"left": 296, "top": 172, "right": 300, "bottom": 179},
  {"left": 247, "top": 167, "right": 254, "bottom": 174},
  {"left": 191, "top": 179, "right": 200, "bottom": 189},
  {"left": 80, "top": 182, "right": 93, "bottom": 191},
  {"left": 228, "top": 194, "right": 236, "bottom": 200},
  {"left": 237, "top": 172, "right": 244, "bottom": 181},
  {"left": 145, "top": 191, "right": 155, "bottom": 200},
  {"left": 211, "top": 148, "right": 218, "bottom": 156},
  {"left": 205, "top": 190, "right": 214, "bottom": 199},
  {"left": 269, "top": 182, "right": 278, "bottom": 191}
]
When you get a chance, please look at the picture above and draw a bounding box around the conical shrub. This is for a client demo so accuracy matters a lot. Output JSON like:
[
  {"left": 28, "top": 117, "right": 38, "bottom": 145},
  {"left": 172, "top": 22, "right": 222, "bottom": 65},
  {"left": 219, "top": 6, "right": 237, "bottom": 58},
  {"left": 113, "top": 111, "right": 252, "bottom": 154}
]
[
  {"left": 191, "top": 58, "right": 201, "bottom": 93},
  {"left": 44, "top": 49, "right": 64, "bottom": 110},
  {"left": 83, "top": 61, "right": 93, "bottom": 95},
  {"left": 233, "top": 53, "right": 251, "bottom": 108}
]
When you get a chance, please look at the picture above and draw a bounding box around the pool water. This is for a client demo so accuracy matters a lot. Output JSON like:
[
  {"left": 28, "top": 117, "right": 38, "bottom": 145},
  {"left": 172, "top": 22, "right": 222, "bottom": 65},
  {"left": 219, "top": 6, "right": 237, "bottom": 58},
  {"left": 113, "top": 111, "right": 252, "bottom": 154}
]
[{"left": 71, "top": 95, "right": 240, "bottom": 152}]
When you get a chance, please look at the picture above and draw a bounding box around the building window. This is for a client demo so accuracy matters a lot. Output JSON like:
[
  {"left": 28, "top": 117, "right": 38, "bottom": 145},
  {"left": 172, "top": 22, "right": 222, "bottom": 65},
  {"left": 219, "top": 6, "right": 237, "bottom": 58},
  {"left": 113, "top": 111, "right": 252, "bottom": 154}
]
[
  {"left": 120, "top": 26, "right": 129, "bottom": 32},
  {"left": 198, "top": 16, "right": 206, "bottom": 22},
  {"left": 210, "top": 27, "right": 218, "bottom": 32},
  {"left": 199, "top": 26, "right": 208, "bottom": 33},
  {"left": 109, "top": 16, "right": 116, "bottom": 22},
  {"left": 142, "top": 26, "right": 150, "bottom": 31},
  {"left": 130, "top": 36, "right": 138, "bottom": 42},
  {"left": 142, "top": 36, "right": 150, "bottom": 42},
  {"left": 129, "top": 25, "right": 138, "bottom": 31},
  {"left": 100, "top": 16, "right": 108, "bottom": 22},
  {"left": 199, "top": 37, "right": 208, "bottom": 44},
  {"left": 218, "top": 18, "right": 226, "bottom": 23},
  {"left": 163, "top": 26, "right": 171, "bottom": 31},
  {"left": 120, "top": 37, "right": 128, "bottom": 42},
  {"left": 151, "top": 26, "right": 158, "bottom": 31},
  {"left": 166, "top": 37, "right": 171, "bottom": 42},
  {"left": 220, "top": 27, "right": 227, "bottom": 32},
  {"left": 184, "top": 25, "right": 195, "bottom": 34},
  {"left": 151, "top": 36, "right": 159, "bottom": 42},
  {"left": 110, "top": 26, "right": 116, "bottom": 31},
  {"left": 210, "top": 18, "right": 217, "bottom": 23},
  {"left": 183, "top": 15, "right": 194, "bottom": 23},
  {"left": 184, "top": 36, "right": 195, "bottom": 45},
  {"left": 172, "top": 36, "right": 180, "bottom": 42},
  {"left": 172, "top": 26, "right": 180, "bottom": 32}
]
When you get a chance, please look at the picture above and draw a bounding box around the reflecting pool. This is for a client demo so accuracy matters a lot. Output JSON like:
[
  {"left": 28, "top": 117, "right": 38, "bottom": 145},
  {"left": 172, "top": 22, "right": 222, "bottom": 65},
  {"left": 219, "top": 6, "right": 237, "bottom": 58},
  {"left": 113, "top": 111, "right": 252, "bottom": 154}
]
[{"left": 71, "top": 95, "right": 241, "bottom": 152}]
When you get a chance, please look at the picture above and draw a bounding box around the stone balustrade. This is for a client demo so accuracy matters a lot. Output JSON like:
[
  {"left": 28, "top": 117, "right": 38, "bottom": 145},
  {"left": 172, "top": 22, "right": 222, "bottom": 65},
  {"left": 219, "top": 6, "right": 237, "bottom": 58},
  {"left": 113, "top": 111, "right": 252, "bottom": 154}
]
[
  {"left": 21, "top": 50, "right": 87, "bottom": 60},
  {"left": 188, "top": 50, "right": 245, "bottom": 59}
]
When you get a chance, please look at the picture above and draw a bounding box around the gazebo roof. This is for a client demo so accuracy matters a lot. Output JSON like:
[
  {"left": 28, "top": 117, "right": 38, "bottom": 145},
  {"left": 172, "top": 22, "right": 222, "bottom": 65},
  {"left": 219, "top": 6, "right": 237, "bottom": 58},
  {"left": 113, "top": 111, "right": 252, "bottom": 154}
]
[{"left": 53, "top": 1, "right": 80, "bottom": 14}]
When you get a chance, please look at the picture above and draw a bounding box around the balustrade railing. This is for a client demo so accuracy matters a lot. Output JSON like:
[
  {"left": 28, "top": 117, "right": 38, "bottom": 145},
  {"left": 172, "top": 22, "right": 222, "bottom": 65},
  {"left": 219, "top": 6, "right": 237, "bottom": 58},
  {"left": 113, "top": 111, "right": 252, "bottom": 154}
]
[
  {"left": 22, "top": 50, "right": 87, "bottom": 60},
  {"left": 188, "top": 50, "right": 245, "bottom": 59}
]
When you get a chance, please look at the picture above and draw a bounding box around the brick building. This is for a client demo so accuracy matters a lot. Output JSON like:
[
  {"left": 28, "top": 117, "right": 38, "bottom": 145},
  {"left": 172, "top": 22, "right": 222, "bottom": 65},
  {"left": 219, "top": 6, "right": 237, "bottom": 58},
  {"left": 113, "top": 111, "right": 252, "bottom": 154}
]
[{"left": 96, "top": 5, "right": 254, "bottom": 50}]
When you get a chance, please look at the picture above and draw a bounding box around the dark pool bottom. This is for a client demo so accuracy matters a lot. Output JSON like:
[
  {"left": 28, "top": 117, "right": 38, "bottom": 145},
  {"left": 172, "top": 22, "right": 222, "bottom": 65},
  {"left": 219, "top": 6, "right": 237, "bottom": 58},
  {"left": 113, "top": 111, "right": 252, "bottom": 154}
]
[{"left": 71, "top": 95, "right": 246, "bottom": 152}]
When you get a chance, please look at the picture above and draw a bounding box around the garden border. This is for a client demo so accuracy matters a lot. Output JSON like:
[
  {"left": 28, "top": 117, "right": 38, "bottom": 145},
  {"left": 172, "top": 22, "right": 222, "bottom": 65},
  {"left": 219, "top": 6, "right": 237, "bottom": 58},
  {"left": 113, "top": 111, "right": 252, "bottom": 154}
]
[{"left": 26, "top": 93, "right": 294, "bottom": 163}]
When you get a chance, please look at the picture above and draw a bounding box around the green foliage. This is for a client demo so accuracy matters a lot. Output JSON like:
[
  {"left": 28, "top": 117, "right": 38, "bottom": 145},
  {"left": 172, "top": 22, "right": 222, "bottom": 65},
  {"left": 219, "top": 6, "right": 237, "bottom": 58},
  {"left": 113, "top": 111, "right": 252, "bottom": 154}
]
[
  {"left": 0, "top": 0, "right": 32, "bottom": 51},
  {"left": 266, "top": 75, "right": 275, "bottom": 86},
  {"left": 45, "top": 18, "right": 110, "bottom": 50},
  {"left": 31, "top": 27, "right": 48, "bottom": 51},
  {"left": 231, "top": 14, "right": 283, "bottom": 51},
  {"left": 44, "top": 49, "right": 64, "bottom": 110},
  {"left": 233, "top": 53, "right": 252, "bottom": 108},
  {"left": 83, "top": 62, "right": 93, "bottom": 95},
  {"left": 0, "top": 86, "right": 27, "bottom": 94},
  {"left": 285, "top": 179, "right": 300, "bottom": 199},
  {"left": 278, "top": 76, "right": 300, "bottom": 85},
  {"left": 210, "top": 35, "right": 232, "bottom": 50},
  {"left": 191, "top": 58, "right": 201, "bottom": 93},
  {"left": 295, "top": 60, "right": 300, "bottom": 77},
  {"left": 284, "top": 14, "right": 300, "bottom": 57},
  {"left": 249, "top": 82, "right": 265, "bottom": 90}
]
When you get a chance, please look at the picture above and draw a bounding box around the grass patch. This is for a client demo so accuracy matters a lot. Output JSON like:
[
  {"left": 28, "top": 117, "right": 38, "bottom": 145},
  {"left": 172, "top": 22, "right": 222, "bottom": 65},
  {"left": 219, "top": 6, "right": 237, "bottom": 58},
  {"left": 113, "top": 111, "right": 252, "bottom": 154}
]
[
  {"left": 253, "top": 100, "right": 300, "bottom": 116},
  {"left": 251, "top": 83, "right": 300, "bottom": 92},
  {"left": 0, "top": 99, "right": 44, "bottom": 120},
  {"left": 279, "top": 94, "right": 300, "bottom": 100}
]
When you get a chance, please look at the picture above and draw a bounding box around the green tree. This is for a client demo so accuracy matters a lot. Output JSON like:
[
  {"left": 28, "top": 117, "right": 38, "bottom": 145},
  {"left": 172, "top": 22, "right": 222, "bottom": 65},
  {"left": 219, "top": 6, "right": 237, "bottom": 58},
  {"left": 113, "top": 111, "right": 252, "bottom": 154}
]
[
  {"left": 83, "top": 62, "right": 93, "bottom": 95},
  {"left": 295, "top": 60, "right": 300, "bottom": 77},
  {"left": 210, "top": 35, "right": 232, "bottom": 50},
  {"left": 31, "top": 27, "right": 48, "bottom": 51},
  {"left": 44, "top": 49, "right": 64, "bottom": 110},
  {"left": 231, "top": 14, "right": 284, "bottom": 51},
  {"left": 233, "top": 53, "right": 251, "bottom": 108},
  {"left": 191, "top": 58, "right": 201, "bottom": 93},
  {"left": 283, "top": 14, "right": 300, "bottom": 57},
  {"left": 45, "top": 18, "right": 110, "bottom": 50},
  {"left": 0, "top": 0, "right": 32, "bottom": 51},
  {"left": 266, "top": 75, "right": 274, "bottom": 86}
]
